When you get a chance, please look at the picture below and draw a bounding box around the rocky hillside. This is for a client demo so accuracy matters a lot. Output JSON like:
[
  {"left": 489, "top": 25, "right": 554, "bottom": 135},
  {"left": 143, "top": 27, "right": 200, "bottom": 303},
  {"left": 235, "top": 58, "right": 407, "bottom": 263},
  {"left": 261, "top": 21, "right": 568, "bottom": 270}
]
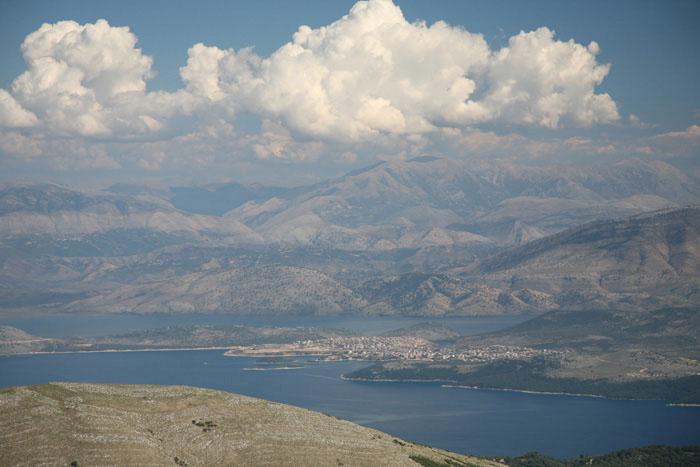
[
  {"left": 461, "top": 206, "right": 700, "bottom": 310},
  {"left": 0, "top": 326, "right": 55, "bottom": 354},
  {"left": 0, "top": 383, "right": 497, "bottom": 467},
  {"left": 348, "top": 273, "right": 554, "bottom": 315},
  {"left": 51, "top": 207, "right": 700, "bottom": 316},
  {"left": 64, "top": 267, "right": 557, "bottom": 316},
  {"left": 1, "top": 159, "right": 699, "bottom": 315},
  {"left": 67, "top": 265, "right": 370, "bottom": 315},
  {"left": 358, "top": 206, "right": 700, "bottom": 314}
]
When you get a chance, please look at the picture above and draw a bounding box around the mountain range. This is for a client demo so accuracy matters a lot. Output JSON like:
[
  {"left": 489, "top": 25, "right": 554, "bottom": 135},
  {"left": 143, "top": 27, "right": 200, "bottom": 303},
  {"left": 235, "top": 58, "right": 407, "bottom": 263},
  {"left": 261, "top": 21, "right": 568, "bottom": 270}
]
[
  {"left": 49, "top": 205, "right": 699, "bottom": 316},
  {"left": 1, "top": 157, "right": 699, "bottom": 315},
  {"left": 222, "top": 157, "right": 699, "bottom": 249}
]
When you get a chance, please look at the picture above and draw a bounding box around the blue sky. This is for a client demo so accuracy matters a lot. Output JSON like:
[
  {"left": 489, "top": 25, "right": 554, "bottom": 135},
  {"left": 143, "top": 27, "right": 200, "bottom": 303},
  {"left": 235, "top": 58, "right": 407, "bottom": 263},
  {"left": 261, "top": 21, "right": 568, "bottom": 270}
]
[{"left": 1, "top": 0, "right": 698, "bottom": 187}]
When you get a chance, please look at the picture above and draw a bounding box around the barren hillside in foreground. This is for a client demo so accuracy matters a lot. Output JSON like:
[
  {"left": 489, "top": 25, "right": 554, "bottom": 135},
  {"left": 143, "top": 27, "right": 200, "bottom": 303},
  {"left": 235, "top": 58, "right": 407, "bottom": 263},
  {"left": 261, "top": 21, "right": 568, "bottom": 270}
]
[{"left": 0, "top": 382, "right": 496, "bottom": 467}]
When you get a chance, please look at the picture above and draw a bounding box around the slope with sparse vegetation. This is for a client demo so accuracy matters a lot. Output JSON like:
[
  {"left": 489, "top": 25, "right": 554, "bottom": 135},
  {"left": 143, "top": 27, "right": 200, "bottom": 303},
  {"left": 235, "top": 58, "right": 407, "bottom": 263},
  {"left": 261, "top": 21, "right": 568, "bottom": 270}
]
[{"left": 0, "top": 383, "right": 500, "bottom": 467}]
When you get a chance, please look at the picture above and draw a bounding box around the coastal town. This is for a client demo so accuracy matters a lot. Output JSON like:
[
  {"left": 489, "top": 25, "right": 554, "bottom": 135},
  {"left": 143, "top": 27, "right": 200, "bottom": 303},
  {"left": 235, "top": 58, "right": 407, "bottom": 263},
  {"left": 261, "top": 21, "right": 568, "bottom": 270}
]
[
  {"left": 1, "top": 323, "right": 560, "bottom": 365},
  {"left": 224, "top": 335, "right": 560, "bottom": 363}
]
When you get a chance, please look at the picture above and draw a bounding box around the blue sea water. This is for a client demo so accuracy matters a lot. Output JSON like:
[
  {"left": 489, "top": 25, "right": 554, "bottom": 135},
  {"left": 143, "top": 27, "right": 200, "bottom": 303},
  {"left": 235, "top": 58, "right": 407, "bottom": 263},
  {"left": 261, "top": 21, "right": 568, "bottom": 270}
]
[
  {"left": 1, "top": 314, "right": 699, "bottom": 459},
  {"left": 1, "top": 349, "right": 699, "bottom": 459},
  {"left": 0, "top": 312, "right": 533, "bottom": 337}
]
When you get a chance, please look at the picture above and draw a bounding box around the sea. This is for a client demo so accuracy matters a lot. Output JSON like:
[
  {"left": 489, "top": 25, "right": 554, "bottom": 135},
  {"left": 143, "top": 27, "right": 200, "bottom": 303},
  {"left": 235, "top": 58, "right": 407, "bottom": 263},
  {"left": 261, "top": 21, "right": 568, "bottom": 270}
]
[{"left": 1, "top": 313, "right": 699, "bottom": 459}]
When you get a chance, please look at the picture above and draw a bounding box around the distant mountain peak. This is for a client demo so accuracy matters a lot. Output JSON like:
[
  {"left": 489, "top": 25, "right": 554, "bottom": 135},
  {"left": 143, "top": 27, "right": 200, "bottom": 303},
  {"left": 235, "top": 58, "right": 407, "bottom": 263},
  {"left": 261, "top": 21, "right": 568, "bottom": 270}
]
[{"left": 407, "top": 155, "right": 442, "bottom": 163}]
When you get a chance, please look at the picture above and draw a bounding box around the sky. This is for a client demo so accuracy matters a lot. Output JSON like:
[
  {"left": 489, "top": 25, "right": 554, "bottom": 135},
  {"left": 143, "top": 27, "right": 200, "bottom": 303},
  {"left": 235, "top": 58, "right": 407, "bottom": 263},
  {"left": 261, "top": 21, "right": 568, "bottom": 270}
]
[{"left": 1, "top": 0, "right": 699, "bottom": 188}]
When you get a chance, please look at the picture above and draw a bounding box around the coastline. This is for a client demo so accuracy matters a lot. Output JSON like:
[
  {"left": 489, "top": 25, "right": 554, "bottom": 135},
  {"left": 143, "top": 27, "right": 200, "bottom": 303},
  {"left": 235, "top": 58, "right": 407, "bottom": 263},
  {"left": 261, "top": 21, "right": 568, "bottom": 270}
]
[
  {"left": 223, "top": 350, "right": 326, "bottom": 357},
  {"left": 242, "top": 366, "right": 306, "bottom": 371},
  {"left": 0, "top": 346, "right": 234, "bottom": 356},
  {"left": 341, "top": 376, "right": 700, "bottom": 404},
  {"left": 340, "top": 375, "right": 447, "bottom": 383},
  {"left": 4, "top": 349, "right": 698, "bottom": 405},
  {"left": 441, "top": 383, "right": 608, "bottom": 400},
  {"left": 5, "top": 349, "right": 699, "bottom": 405}
]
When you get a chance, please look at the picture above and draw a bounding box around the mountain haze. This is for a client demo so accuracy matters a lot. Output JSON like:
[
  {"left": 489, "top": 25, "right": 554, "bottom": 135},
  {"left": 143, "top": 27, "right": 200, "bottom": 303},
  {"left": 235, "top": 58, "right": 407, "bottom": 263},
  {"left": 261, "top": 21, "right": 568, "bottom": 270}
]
[
  {"left": 462, "top": 206, "right": 700, "bottom": 310},
  {"left": 0, "top": 184, "right": 261, "bottom": 241},
  {"left": 4, "top": 157, "right": 696, "bottom": 251},
  {"left": 1, "top": 158, "right": 699, "bottom": 315},
  {"left": 50, "top": 206, "right": 700, "bottom": 316},
  {"left": 69, "top": 266, "right": 369, "bottom": 315},
  {"left": 225, "top": 158, "right": 699, "bottom": 249}
]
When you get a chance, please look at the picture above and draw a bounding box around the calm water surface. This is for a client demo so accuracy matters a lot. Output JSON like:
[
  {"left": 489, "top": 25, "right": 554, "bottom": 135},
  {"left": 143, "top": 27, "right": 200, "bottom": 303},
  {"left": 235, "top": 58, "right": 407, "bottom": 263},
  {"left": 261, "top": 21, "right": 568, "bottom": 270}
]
[
  {"left": 1, "top": 314, "right": 699, "bottom": 459},
  {"left": 0, "top": 312, "right": 533, "bottom": 337}
]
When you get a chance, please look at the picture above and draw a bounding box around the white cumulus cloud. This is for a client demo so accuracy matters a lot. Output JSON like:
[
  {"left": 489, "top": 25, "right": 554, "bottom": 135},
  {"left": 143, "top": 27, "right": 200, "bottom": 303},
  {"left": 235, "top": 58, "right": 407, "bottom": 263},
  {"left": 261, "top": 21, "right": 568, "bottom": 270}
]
[
  {"left": 0, "top": 0, "right": 622, "bottom": 166},
  {"left": 483, "top": 27, "right": 618, "bottom": 128},
  {"left": 0, "top": 90, "right": 39, "bottom": 128},
  {"left": 177, "top": 0, "right": 619, "bottom": 145},
  {"left": 181, "top": 0, "right": 493, "bottom": 141},
  {"left": 5, "top": 19, "right": 195, "bottom": 138}
]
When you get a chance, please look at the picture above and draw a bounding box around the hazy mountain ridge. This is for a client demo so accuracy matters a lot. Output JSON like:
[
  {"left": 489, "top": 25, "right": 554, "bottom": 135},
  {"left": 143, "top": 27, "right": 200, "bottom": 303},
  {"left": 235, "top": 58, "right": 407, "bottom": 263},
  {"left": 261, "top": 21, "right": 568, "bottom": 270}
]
[
  {"left": 0, "top": 183, "right": 262, "bottom": 241},
  {"left": 168, "top": 182, "right": 294, "bottom": 216},
  {"left": 224, "top": 158, "right": 699, "bottom": 249},
  {"left": 459, "top": 206, "right": 700, "bottom": 310},
  {"left": 329, "top": 206, "right": 700, "bottom": 315},
  {"left": 4, "top": 206, "right": 699, "bottom": 316},
  {"left": 2, "top": 158, "right": 697, "bottom": 253},
  {"left": 0, "top": 183, "right": 166, "bottom": 215},
  {"left": 465, "top": 193, "right": 676, "bottom": 243},
  {"left": 348, "top": 273, "right": 556, "bottom": 315},
  {"left": 61, "top": 266, "right": 559, "bottom": 316},
  {"left": 68, "top": 265, "right": 370, "bottom": 315},
  {"left": 1, "top": 159, "right": 699, "bottom": 315},
  {"left": 470, "top": 206, "right": 700, "bottom": 276}
]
